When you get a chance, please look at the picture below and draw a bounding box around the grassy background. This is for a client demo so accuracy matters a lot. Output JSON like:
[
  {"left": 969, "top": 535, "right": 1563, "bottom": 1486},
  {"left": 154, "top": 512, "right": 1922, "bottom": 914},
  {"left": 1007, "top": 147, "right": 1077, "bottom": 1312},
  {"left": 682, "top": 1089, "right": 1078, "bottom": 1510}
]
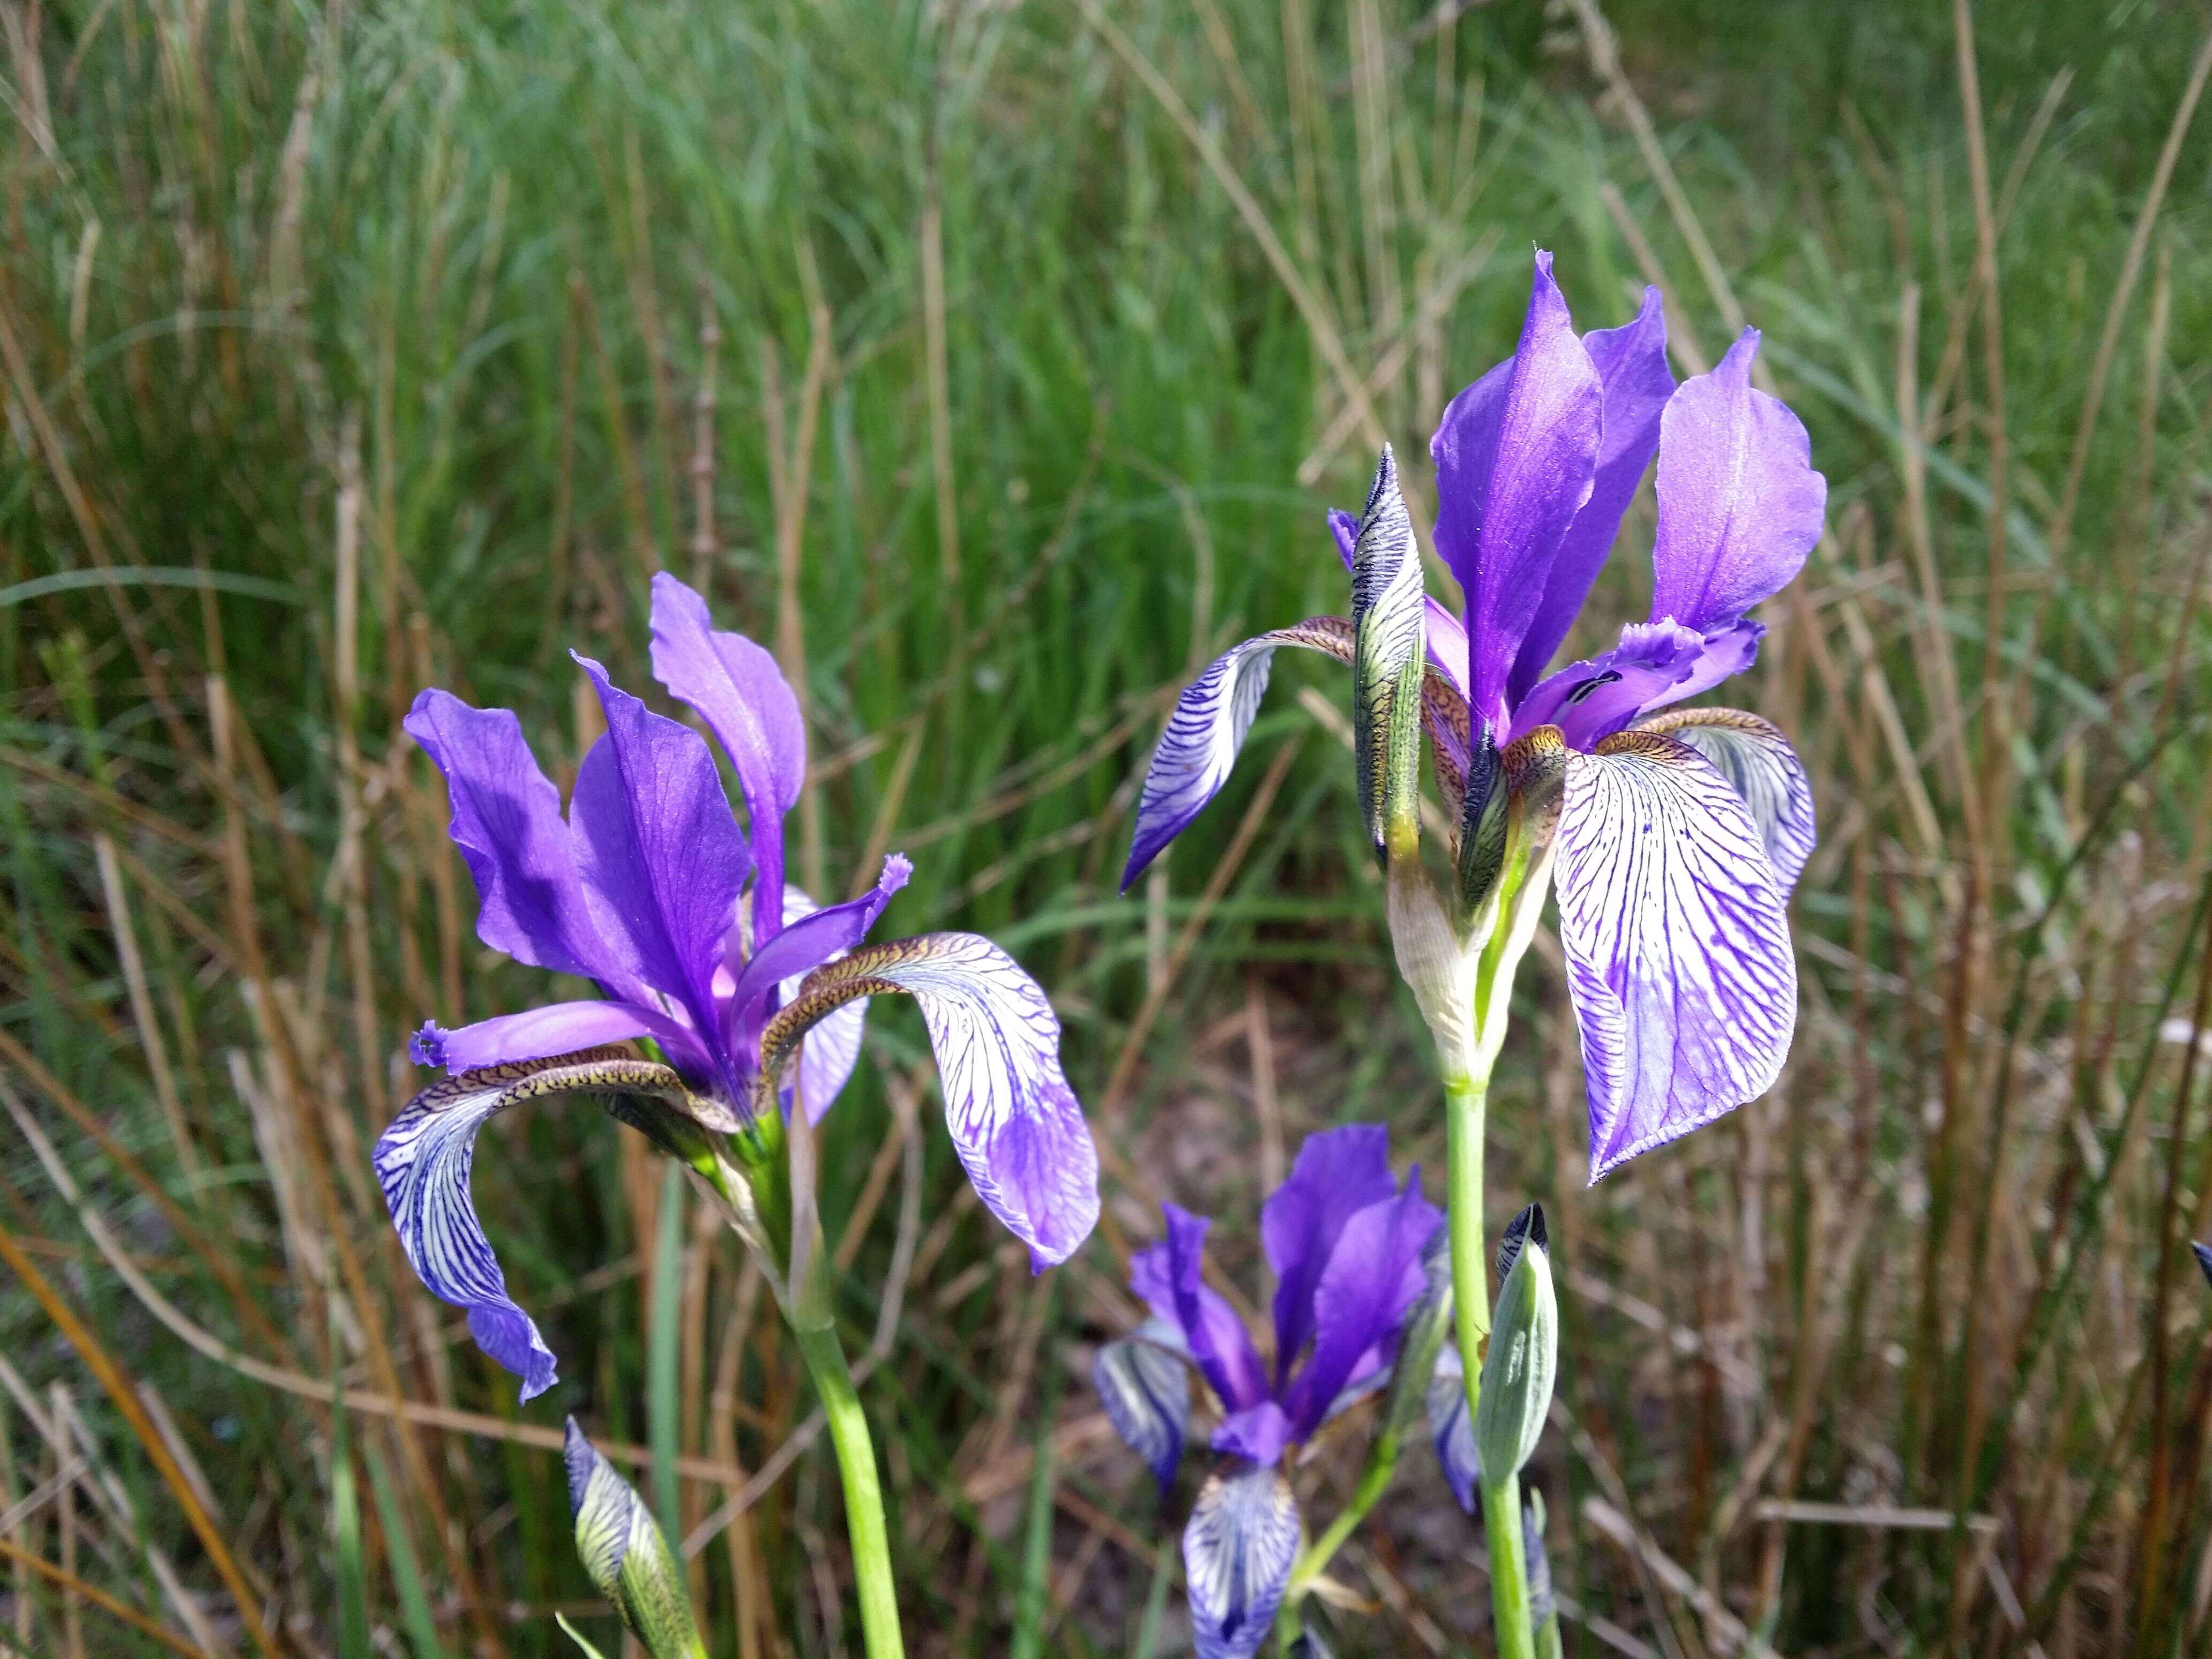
[{"left": 4, "top": 0, "right": 2211, "bottom": 1653}]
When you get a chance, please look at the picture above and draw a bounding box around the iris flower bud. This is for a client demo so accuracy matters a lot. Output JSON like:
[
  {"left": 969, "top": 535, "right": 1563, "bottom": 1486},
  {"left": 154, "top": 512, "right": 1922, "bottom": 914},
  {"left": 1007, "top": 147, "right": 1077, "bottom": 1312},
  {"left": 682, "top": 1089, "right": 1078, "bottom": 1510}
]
[
  {"left": 1474, "top": 1204, "right": 1557, "bottom": 1486},
  {"left": 564, "top": 1419, "right": 708, "bottom": 1659}
]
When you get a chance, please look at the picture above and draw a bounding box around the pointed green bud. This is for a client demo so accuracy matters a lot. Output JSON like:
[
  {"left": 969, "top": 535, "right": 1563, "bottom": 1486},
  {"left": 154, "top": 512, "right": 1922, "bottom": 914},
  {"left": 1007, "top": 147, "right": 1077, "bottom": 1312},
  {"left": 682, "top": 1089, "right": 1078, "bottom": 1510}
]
[
  {"left": 1474, "top": 1204, "right": 1556, "bottom": 1487},
  {"left": 564, "top": 1419, "right": 708, "bottom": 1659},
  {"left": 1350, "top": 446, "right": 1427, "bottom": 864}
]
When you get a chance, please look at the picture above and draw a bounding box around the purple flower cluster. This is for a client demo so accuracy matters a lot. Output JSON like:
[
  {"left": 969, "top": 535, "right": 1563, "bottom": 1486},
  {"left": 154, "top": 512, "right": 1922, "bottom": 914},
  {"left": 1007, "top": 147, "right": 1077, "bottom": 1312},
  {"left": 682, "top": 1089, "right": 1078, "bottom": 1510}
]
[
  {"left": 376, "top": 574, "right": 1099, "bottom": 1400},
  {"left": 1124, "top": 253, "right": 1826, "bottom": 1177}
]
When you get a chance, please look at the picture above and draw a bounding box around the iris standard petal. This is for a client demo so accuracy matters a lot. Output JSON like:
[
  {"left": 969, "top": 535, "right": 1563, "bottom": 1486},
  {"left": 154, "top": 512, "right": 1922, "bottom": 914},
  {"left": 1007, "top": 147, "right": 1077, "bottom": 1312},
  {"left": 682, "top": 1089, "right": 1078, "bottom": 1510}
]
[
  {"left": 570, "top": 656, "right": 752, "bottom": 1078},
  {"left": 647, "top": 573, "right": 806, "bottom": 940},
  {"left": 1184, "top": 1462, "right": 1302, "bottom": 1659},
  {"left": 419, "top": 1000, "right": 713, "bottom": 1079},
  {"left": 1638, "top": 707, "right": 1815, "bottom": 893},
  {"left": 1554, "top": 730, "right": 1798, "bottom": 1179},
  {"left": 758, "top": 932, "right": 1100, "bottom": 1266},
  {"left": 1331, "top": 508, "right": 1469, "bottom": 700},
  {"left": 403, "top": 689, "right": 616, "bottom": 984},
  {"left": 1278, "top": 1171, "right": 1441, "bottom": 1438},
  {"left": 375, "top": 1049, "right": 700, "bottom": 1401},
  {"left": 1509, "top": 287, "right": 1676, "bottom": 707},
  {"left": 1649, "top": 330, "right": 1827, "bottom": 635},
  {"left": 1094, "top": 1317, "right": 1192, "bottom": 1497},
  {"left": 1426, "top": 1341, "right": 1480, "bottom": 1513},
  {"left": 1430, "top": 251, "right": 1603, "bottom": 735},
  {"left": 1131, "top": 1226, "right": 1271, "bottom": 1415},
  {"left": 1260, "top": 1124, "right": 1398, "bottom": 1389}
]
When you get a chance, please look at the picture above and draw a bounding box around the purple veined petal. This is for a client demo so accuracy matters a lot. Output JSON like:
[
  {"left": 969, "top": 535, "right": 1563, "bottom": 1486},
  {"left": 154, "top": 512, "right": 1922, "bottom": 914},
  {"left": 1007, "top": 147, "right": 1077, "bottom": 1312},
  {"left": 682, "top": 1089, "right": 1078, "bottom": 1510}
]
[
  {"left": 373, "top": 1048, "right": 699, "bottom": 1401},
  {"left": 415, "top": 1000, "right": 714, "bottom": 1080},
  {"left": 726, "top": 854, "right": 912, "bottom": 1067},
  {"left": 1130, "top": 1227, "right": 1271, "bottom": 1415},
  {"left": 1213, "top": 1401, "right": 1294, "bottom": 1467},
  {"left": 1426, "top": 1340, "right": 1480, "bottom": 1513},
  {"left": 648, "top": 573, "right": 806, "bottom": 942},
  {"left": 1638, "top": 707, "right": 1815, "bottom": 893},
  {"left": 1277, "top": 1171, "right": 1443, "bottom": 1439},
  {"left": 403, "top": 689, "right": 619, "bottom": 986},
  {"left": 1555, "top": 730, "right": 1798, "bottom": 1179},
  {"left": 1618, "top": 617, "right": 1764, "bottom": 727},
  {"left": 1331, "top": 508, "right": 1470, "bottom": 700},
  {"left": 758, "top": 931, "right": 1101, "bottom": 1266},
  {"left": 1260, "top": 1124, "right": 1398, "bottom": 1391},
  {"left": 1430, "top": 252, "right": 1604, "bottom": 736},
  {"left": 1094, "top": 1317, "right": 1192, "bottom": 1497},
  {"left": 1184, "top": 1462, "right": 1301, "bottom": 1659},
  {"left": 570, "top": 655, "right": 752, "bottom": 1082},
  {"left": 1649, "top": 330, "right": 1828, "bottom": 635},
  {"left": 1508, "top": 288, "right": 1676, "bottom": 707},
  {"left": 1507, "top": 619, "right": 1707, "bottom": 751}
]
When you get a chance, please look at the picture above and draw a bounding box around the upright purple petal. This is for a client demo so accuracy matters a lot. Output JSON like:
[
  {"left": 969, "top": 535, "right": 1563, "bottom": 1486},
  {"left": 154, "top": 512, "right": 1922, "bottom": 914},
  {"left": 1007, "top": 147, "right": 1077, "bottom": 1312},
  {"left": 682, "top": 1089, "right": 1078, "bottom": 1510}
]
[
  {"left": 1554, "top": 731, "right": 1798, "bottom": 1178},
  {"left": 403, "top": 689, "right": 617, "bottom": 984},
  {"left": 759, "top": 932, "right": 1101, "bottom": 1265},
  {"left": 1133, "top": 1206, "right": 1270, "bottom": 1413},
  {"left": 647, "top": 574, "right": 806, "bottom": 940},
  {"left": 1331, "top": 507, "right": 1469, "bottom": 699},
  {"left": 1184, "top": 1463, "right": 1301, "bottom": 1659},
  {"left": 1430, "top": 253, "right": 1603, "bottom": 735},
  {"left": 1508, "top": 289, "right": 1676, "bottom": 705},
  {"left": 1639, "top": 708, "right": 1817, "bottom": 893},
  {"left": 420, "top": 1000, "right": 713, "bottom": 1080},
  {"left": 569, "top": 656, "right": 752, "bottom": 1079},
  {"left": 1277, "top": 1173, "right": 1441, "bottom": 1439},
  {"left": 1259, "top": 1125, "right": 1398, "bottom": 1388},
  {"left": 1648, "top": 331, "right": 1827, "bottom": 634}
]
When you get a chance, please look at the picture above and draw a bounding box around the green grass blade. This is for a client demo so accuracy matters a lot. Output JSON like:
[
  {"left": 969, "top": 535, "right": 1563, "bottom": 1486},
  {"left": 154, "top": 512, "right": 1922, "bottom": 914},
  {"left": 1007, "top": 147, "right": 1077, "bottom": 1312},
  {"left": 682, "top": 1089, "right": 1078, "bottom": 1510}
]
[
  {"left": 362, "top": 1436, "right": 452, "bottom": 1659},
  {"left": 331, "top": 1388, "right": 373, "bottom": 1659}
]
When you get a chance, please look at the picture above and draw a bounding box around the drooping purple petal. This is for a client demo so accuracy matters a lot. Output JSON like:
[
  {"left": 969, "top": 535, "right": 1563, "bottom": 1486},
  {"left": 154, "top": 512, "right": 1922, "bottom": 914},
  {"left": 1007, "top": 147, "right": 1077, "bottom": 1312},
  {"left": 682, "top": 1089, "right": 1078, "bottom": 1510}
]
[
  {"left": 1213, "top": 1401, "right": 1294, "bottom": 1468},
  {"left": 1331, "top": 508, "right": 1469, "bottom": 699},
  {"left": 759, "top": 932, "right": 1100, "bottom": 1266},
  {"left": 1508, "top": 288, "right": 1676, "bottom": 706},
  {"left": 1122, "top": 619, "right": 1355, "bottom": 890},
  {"left": 1426, "top": 1340, "right": 1479, "bottom": 1513},
  {"left": 1133, "top": 1206, "right": 1270, "bottom": 1413},
  {"left": 417, "top": 1000, "right": 713, "bottom": 1079},
  {"left": 1430, "top": 252, "right": 1603, "bottom": 735},
  {"left": 403, "top": 689, "right": 618, "bottom": 985},
  {"left": 647, "top": 573, "right": 806, "bottom": 941},
  {"left": 1141, "top": 1221, "right": 1265, "bottom": 1415},
  {"left": 570, "top": 655, "right": 752, "bottom": 1081},
  {"left": 727, "top": 854, "right": 911, "bottom": 1039},
  {"left": 1554, "top": 730, "right": 1798, "bottom": 1179},
  {"left": 1184, "top": 1462, "right": 1301, "bottom": 1659},
  {"left": 1639, "top": 708, "right": 1816, "bottom": 893},
  {"left": 1260, "top": 1125, "right": 1398, "bottom": 1389},
  {"left": 1648, "top": 331, "right": 1827, "bottom": 634},
  {"left": 1277, "top": 1172, "right": 1441, "bottom": 1439},
  {"left": 375, "top": 1050, "right": 701, "bottom": 1402},
  {"left": 1094, "top": 1317, "right": 1192, "bottom": 1497}
]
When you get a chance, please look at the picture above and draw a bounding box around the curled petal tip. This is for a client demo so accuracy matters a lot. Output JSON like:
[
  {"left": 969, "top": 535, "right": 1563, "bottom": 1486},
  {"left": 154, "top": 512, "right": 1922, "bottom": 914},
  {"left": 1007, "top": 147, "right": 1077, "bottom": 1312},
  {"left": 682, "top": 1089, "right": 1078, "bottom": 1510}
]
[{"left": 409, "top": 1020, "right": 448, "bottom": 1068}]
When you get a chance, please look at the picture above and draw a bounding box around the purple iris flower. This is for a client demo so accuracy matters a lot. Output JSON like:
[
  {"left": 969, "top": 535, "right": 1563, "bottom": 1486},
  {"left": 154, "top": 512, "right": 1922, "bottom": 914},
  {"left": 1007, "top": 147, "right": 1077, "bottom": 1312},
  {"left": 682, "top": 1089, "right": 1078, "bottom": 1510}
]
[
  {"left": 1123, "top": 253, "right": 1825, "bottom": 1178},
  {"left": 376, "top": 573, "right": 1099, "bottom": 1401},
  {"left": 1093, "top": 1126, "right": 1441, "bottom": 1659}
]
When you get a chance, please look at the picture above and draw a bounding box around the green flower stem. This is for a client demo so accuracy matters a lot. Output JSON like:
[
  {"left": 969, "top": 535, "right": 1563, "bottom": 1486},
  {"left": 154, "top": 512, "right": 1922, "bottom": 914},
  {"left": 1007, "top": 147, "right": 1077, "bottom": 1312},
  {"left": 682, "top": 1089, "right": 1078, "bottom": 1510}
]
[
  {"left": 1482, "top": 1472, "right": 1536, "bottom": 1659},
  {"left": 790, "top": 1319, "right": 907, "bottom": 1659},
  {"left": 1273, "top": 1415, "right": 1410, "bottom": 1645}
]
